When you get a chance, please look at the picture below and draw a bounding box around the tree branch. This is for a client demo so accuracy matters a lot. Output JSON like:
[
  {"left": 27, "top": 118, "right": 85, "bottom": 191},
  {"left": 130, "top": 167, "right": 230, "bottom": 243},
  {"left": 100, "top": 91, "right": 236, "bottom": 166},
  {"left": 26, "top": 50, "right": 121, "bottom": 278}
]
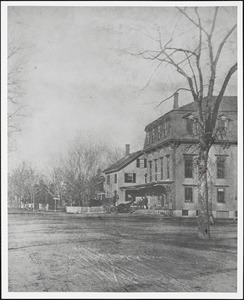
[
  {"left": 127, "top": 26, "right": 160, "bottom": 43},
  {"left": 156, "top": 88, "right": 192, "bottom": 108},
  {"left": 209, "top": 7, "right": 219, "bottom": 38},
  {"left": 184, "top": 52, "right": 199, "bottom": 94},
  {"left": 214, "top": 24, "right": 237, "bottom": 66},
  {"left": 138, "top": 61, "right": 163, "bottom": 96},
  {"left": 194, "top": 8, "right": 204, "bottom": 123},
  {"left": 8, "top": 105, "right": 27, "bottom": 119},
  {"left": 211, "top": 63, "right": 237, "bottom": 129},
  {"left": 177, "top": 7, "right": 208, "bottom": 36},
  {"left": 164, "top": 47, "right": 198, "bottom": 57}
]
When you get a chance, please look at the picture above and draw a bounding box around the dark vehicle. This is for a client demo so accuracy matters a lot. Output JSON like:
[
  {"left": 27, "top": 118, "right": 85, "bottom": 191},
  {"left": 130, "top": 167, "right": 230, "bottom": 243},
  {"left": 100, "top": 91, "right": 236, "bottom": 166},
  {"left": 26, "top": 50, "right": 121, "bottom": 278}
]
[
  {"left": 89, "top": 199, "right": 103, "bottom": 207},
  {"left": 109, "top": 201, "right": 136, "bottom": 213}
]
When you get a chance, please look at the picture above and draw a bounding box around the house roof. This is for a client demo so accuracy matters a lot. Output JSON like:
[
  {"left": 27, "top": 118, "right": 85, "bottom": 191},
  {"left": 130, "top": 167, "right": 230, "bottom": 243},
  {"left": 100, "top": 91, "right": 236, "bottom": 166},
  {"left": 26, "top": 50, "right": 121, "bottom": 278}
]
[
  {"left": 145, "top": 95, "right": 237, "bottom": 131},
  {"left": 103, "top": 150, "right": 143, "bottom": 174},
  {"left": 177, "top": 95, "right": 237, "bottom": 112}
]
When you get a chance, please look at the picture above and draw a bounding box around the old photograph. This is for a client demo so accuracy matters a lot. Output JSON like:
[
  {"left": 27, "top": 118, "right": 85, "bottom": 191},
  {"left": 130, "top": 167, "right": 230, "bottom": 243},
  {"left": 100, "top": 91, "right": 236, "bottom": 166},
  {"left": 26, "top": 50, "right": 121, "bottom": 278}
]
[{"left": 1, "top": 1, "right": 243, "bottom": 299}]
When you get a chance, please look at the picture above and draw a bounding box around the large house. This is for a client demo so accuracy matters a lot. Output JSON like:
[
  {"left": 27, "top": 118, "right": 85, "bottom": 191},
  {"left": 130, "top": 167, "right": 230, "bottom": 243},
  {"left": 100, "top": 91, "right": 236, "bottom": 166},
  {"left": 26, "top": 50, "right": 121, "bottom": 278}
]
[{"left": 103, "top": 94, "right": 237, "bottom": 218}]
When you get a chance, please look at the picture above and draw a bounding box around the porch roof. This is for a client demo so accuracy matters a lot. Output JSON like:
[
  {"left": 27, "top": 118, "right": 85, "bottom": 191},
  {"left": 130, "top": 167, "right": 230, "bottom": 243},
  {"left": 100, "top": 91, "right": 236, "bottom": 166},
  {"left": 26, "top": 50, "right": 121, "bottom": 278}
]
[{"left": 120, "top": 180, "right": 174, "bottom": 190}]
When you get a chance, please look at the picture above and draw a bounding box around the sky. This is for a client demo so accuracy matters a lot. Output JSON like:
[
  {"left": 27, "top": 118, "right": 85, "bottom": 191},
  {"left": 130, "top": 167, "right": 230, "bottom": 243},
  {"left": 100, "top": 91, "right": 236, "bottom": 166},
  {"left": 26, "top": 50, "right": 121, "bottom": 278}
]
[{"left": 6, "top": 4, "right": 238, "bottom": 172}]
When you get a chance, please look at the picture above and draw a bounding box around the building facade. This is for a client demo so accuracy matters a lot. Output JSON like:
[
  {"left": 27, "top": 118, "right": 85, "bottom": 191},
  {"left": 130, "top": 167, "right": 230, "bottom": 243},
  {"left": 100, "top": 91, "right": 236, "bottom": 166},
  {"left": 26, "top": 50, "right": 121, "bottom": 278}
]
[
  {"left": 103, "top": 145, "right": 147, "bottom": 205},
  {"left": 141, "top": 94, "right": 237, "bottom": 218},
  {"left": 103, "top": 95, "right": 237, "bottom": 218}
]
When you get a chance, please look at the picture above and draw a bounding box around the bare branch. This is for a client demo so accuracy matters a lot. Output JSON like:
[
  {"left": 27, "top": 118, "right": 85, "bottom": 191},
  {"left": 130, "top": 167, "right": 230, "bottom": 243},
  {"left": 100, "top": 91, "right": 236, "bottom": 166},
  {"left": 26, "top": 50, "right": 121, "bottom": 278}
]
[
  {"left": 209, "top": 7, "right": 219, "bottom": 38},
  {"left": 214, "top": 24, "right": 237, "bottom": 66},
  {"left": 127, "top": 26, "right": 160, "bottom": 43},
  {"left": 165, "top": 47, "right": 198, "bottom": 57},
  {"left": 211, "top": 63, "right": 237, "bottom": 129},
  {"left": 205, "top": 9, "right": 219, "bottom": 100},
  {"left": 152, "top": 47, "right": 198, "bottom": 99},
  {"left": 138, "top": 61, "right": 163, "bottom": 96},
  {"left": 177, "top": 7, "right": 208, "bottom": 36},
  {"left": 193, "top": 8, "right": 204, "bottom": 123},
  {"left": 184, "top": 52, "right": 199, "bottom": 93},
  {"left": 8, "top": 105, "right": 27, "bottom": 119},
  {"left": 156, "top": 88, "right": 192, "bottom": 108}
]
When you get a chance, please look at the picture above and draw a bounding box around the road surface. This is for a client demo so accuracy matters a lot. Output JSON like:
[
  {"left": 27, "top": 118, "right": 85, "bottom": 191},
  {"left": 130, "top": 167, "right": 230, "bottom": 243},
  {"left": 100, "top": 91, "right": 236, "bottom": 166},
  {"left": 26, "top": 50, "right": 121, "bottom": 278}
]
[{"left": 8, "top": 211, "right": 237, "bottom": 292}]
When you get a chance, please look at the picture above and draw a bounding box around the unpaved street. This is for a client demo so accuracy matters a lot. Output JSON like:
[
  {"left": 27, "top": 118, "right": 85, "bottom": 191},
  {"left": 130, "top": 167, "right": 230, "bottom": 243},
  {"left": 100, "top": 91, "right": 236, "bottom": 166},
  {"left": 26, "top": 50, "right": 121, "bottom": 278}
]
[{"left": 8, "top": 211, "right": 237, "bottom": 292}]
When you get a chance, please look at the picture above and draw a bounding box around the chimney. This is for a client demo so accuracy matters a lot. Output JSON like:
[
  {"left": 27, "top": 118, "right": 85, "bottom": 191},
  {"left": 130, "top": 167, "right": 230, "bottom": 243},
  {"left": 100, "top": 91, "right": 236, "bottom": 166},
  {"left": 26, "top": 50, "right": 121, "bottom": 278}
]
[
  {"left": 173, "top": 92, "right": 179, "bottom": 109},
  {"left": 125, "top": 144, "right": 130, "bottom": 156}
]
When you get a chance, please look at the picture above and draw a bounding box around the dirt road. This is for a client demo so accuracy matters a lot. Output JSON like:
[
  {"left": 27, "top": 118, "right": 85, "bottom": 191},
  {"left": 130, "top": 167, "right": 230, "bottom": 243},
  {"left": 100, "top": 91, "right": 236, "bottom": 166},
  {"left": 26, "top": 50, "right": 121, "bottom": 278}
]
[{"left": 8, "top": 211, "right": 237, "bottom": 292}]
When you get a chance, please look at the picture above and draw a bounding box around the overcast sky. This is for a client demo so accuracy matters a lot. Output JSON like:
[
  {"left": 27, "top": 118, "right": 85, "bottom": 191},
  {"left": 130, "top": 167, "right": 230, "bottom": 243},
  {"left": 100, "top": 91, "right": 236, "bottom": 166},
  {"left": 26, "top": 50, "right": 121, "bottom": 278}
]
[{"left": 7, "top": 4, "right": 237, "bottom": 172}]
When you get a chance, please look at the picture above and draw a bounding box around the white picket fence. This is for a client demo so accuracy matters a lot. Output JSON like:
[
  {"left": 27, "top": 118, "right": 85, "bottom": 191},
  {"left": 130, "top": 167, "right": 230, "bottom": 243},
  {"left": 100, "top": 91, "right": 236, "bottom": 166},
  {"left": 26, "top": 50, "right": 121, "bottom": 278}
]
[{"left": 66, "top": 206, "right": 105, "bottom": 214}]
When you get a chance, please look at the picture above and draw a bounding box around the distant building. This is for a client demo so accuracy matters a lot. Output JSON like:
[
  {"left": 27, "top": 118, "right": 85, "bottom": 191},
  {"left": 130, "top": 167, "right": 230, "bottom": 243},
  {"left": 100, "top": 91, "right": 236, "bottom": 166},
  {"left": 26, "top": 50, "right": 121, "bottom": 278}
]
[{"left": 103, "top": 95, "right": 237, "bottom": 218}]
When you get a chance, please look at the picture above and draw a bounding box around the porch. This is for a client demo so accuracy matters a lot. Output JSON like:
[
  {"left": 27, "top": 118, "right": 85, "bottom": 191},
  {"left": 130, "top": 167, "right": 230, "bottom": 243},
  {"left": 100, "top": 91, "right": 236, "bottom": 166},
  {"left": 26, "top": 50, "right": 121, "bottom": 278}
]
[{"left": 120, "top": 181, "right": 174, "bottom": 211}]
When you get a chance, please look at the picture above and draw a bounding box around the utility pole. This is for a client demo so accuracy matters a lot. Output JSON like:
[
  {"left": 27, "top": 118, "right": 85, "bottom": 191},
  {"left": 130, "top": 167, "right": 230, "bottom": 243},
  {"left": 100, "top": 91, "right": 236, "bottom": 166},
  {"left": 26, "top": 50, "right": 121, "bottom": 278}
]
[{"left": 53, "top": 197, "right": 59, "bottom": 212}]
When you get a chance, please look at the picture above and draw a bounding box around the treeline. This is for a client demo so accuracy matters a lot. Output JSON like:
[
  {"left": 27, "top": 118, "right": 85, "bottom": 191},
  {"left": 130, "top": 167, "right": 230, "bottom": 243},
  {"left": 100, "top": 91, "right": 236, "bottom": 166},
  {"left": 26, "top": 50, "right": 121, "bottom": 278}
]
[{"left": 8, "top": 139, "right": 124, "bottom": 209}]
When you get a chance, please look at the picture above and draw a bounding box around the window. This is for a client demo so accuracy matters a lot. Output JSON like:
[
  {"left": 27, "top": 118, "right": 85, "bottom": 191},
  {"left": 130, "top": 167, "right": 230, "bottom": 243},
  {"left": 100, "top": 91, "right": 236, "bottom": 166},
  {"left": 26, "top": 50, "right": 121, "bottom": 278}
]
[
  {"left": 124, "top": 173, "right": 136, "bottom": 183},
  {"left": 217, "top": 116, "right": 229, "bottom": 138},
  {"left": 185, "top": 187, "right": 193, "bottom": 203},
  {"left": 185, "top": 115, "right": 199, "bottom": 135},
  {"left": 136, "top": 159, "right": 140, "bottom": 168},
  {"left": 217, "top": 188, "right": 225, "bottom": 203},
  {"left": 218, "top": 116, "right": 229, "bottom": 130},
  {"left": 217, "top": 156, "right": 226, "bottom": 179},
  {"left": 182, "top": 210, "right": 188, "bottom": 216},
  {"left": 145, "top": 173, "right": 147, "bottom": 184},
  {"left": 107, "top": 175, "right": 110, "bottom": 185},
  {"left": 158, "top": 125, "right": 162, "bottom": 140},
  {"left": 137, "top": 158, "right": 145, "bottom": 168},
  {"left": 160, "top": 157, "right": 163, "bottom": 180},
  {"left": 217, "top": 211, "right": 229, "bottom": 218},
  {"left": 166, "top": 155, "right": 170, "bottom": 179},
  {"left": 144, "top": 159, "right": 147, "bottom": 168},
  {"left": 186, "top": 119, "right": 194, "bottom": 134},
  {"left": 185, "top": 156, "right": 193, "bottom": 178},
  {"left": 154, "top": 159, "right": 158, "bottom": 181},
  {"left": 146, "top": 132, "right": 150, "bottom": 145},
  {"left": 114, "top": 174, "right": 117, "bottom": 184},
  {"left": 163, "top": 121, "right": 168, "bottom": 137},
  {"left": 149, "top": 161, "right": 152, "bottom": 182},
  {"left": 152, "top": 128, "right": 156, "bottom": 143}
]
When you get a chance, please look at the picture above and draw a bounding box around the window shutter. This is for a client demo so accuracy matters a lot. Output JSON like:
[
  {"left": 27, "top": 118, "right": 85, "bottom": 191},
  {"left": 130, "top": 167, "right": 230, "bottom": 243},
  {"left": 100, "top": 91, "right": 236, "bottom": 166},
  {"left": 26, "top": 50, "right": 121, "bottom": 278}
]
[
  {"left": 133, "top": 173, "right": 136, "bottom": 183},
  {"left": 186, "top": 119, "right": 193, "bottom": 134},
  {"left": 144, "top": 159, "right": 147, "bottom": 168},
  {"left": 136, "top": 159, "right": 140, "bottom": 168}
]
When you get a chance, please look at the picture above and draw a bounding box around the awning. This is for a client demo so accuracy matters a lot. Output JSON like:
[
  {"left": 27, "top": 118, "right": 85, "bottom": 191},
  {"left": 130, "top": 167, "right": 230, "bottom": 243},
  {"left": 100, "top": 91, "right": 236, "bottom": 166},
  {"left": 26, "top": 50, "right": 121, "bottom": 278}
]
[{"left": 120, "top": 181, "right": 174, "bottom": 190}]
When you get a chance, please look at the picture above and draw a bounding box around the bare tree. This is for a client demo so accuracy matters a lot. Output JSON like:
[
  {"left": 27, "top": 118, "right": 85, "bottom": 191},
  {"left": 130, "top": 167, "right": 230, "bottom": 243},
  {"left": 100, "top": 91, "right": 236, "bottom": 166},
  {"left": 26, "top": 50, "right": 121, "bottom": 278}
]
[
  {"left": 101, "top": 146, "right": 125, "bottom": 166},
  {"left": 8, "top": 162, "right": 41, "bottom": 209},
  {"left": 128, "top": 7, "right": 237, "bottom": 239},
  {"left": 45, "top": 139, "right": 125, "bottom": 207},
  {"left": 8, "top": 36, "right": 32, "bottom": 152},
  {"left": 63, "top": 141, "right": 105, "bottom": 206}
]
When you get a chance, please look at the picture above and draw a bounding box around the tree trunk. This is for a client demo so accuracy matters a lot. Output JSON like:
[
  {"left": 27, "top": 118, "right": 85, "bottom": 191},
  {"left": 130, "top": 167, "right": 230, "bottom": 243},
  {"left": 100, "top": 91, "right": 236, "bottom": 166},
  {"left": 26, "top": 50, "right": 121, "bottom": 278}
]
[{"left": 197, "top": 148, "right": 210, "bottom": 239}]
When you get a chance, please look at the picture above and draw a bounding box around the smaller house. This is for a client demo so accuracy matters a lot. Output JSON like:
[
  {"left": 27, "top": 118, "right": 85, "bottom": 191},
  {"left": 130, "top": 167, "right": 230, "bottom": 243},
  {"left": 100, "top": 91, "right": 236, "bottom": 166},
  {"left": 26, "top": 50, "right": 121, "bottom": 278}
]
[
  {"left": 103, "top": 145, "right": 147, "bottom": 205},
  {"left": 94, "top": 174, "right": 105, "bottom": 202}
]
